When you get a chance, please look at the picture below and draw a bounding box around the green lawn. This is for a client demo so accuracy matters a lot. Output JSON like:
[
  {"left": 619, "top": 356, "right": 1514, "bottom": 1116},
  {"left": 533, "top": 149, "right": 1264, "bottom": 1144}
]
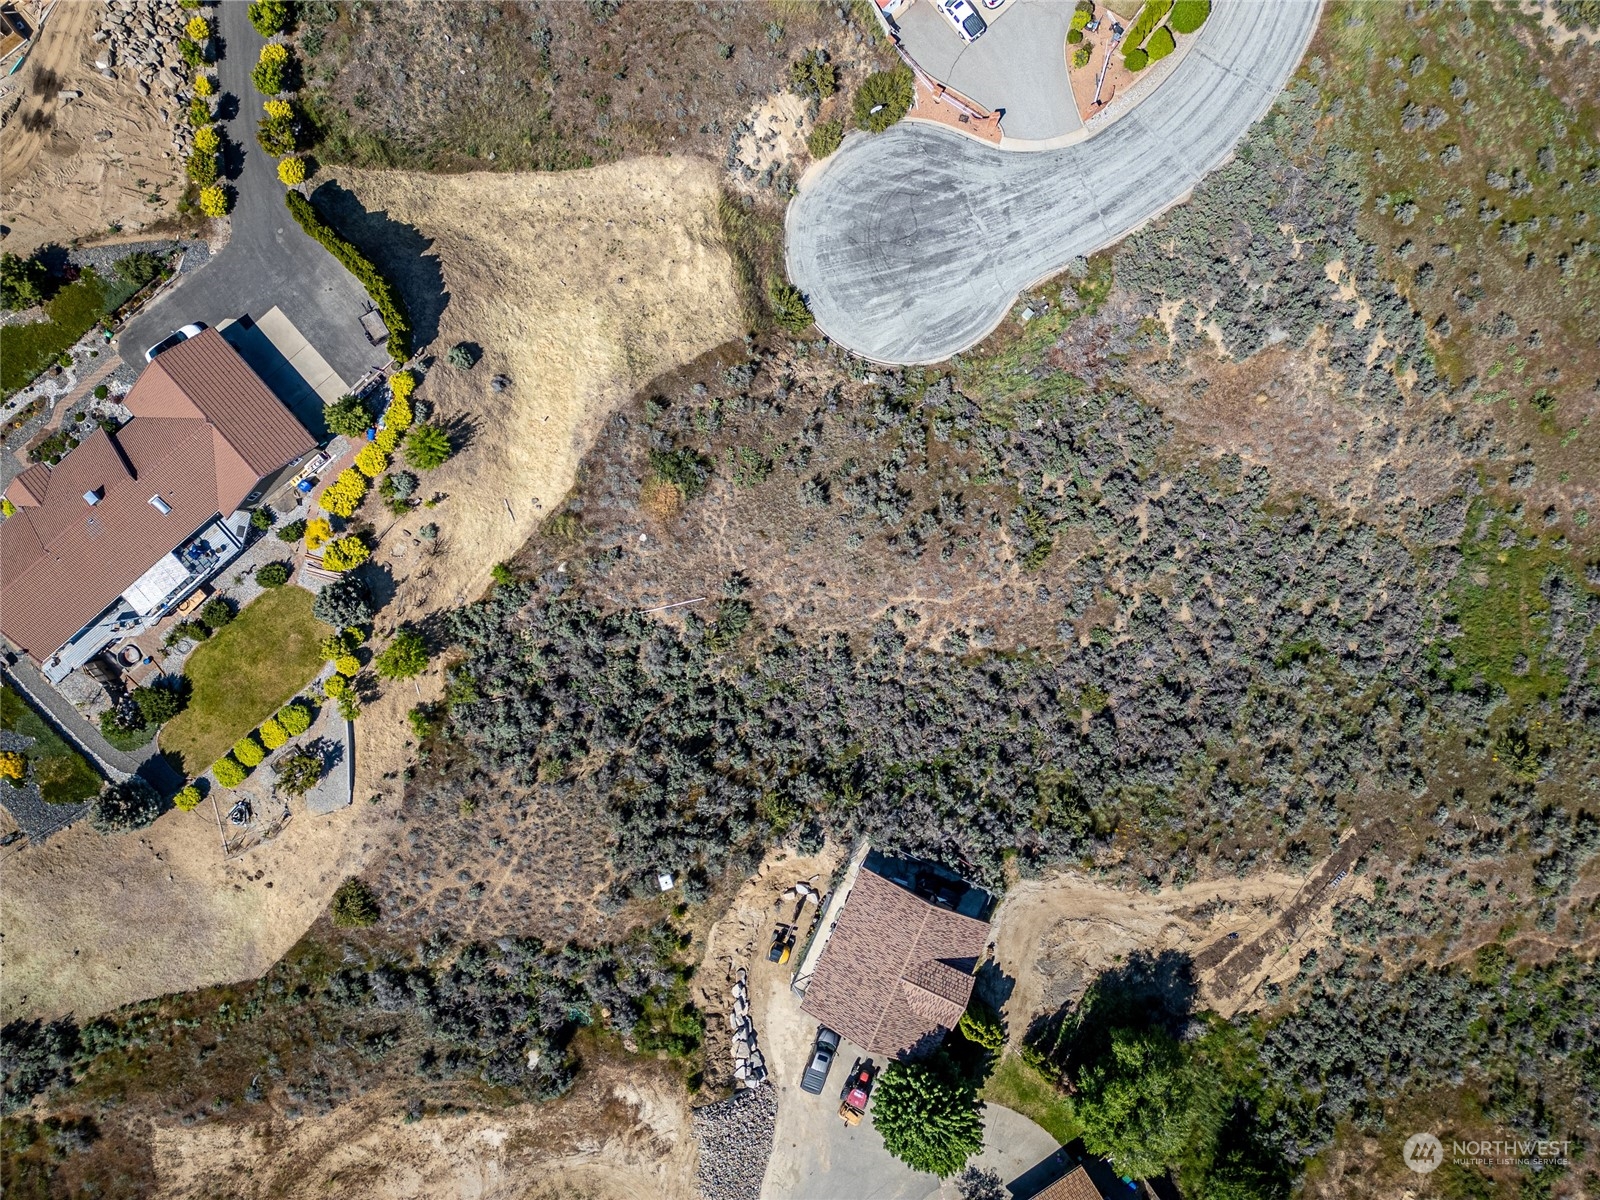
[
  {"left": 982, "top": 1052, "right": 1081, "bottom": 1147},
  {"left": 1, "top": 270, "right": 140, "bottom": 398},
  {"left": 1, "top": 684, "right": 104, "bottom": 804},
  {"left": 160, "top": 586, "right": 329, "bottom": 777}
]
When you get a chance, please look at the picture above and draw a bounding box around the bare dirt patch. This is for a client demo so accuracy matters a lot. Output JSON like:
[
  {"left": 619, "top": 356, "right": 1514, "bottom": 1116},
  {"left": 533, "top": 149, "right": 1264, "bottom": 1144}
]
[
  {"left": 1, "top": 2, "right": 187, "bottom": 254},
  {"left": 0, "top": 799, "right": 389, "bottom": 1022},
  {"left": 990, "top": 867, "right": 1309, "bottom": 1034},
  {"left": 147, "top": 1062, "right": 697, "bottom": 1200},
  {"left": 323, "top": 159, "right": 743, "bottom": 808}
]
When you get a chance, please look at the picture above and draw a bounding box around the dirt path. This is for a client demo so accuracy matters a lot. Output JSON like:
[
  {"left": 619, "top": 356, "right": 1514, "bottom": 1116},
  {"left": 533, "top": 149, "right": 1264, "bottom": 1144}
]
[
  {"left": 1, "top": 0, "right": 186, "bottom": 252},
  {"left": 148, "top": 1064, "right": 697, "bottom": 1200}
]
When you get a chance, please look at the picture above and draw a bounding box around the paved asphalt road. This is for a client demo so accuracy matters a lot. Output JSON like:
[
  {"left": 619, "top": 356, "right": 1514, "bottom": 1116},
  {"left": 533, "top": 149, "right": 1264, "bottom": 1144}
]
[
  {"left": 895, "top": 0, "right": 1081, "bottom": 142},
  {"left": 118, "top": 2, "right": 386, "bottom": 388},
  {"left": 786, "top": 0, "right": 1322, "bottom": 365}
]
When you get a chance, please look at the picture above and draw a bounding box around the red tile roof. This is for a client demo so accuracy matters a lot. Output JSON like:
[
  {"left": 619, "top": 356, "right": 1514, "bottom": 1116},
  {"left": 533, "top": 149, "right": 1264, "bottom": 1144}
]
[
  {"left": 1, "top": 332, "right": 314, "bottom": 661},
  {"left": 800, "top": 868, "right": 990, "bottom": 1059},
  {"left": 1033, "top": 1167, "right": 1106, "bottom": 1200}
]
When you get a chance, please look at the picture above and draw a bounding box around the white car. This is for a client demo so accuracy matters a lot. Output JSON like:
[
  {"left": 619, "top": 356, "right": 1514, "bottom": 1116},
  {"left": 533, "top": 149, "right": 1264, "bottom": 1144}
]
[
  {"left": 144, "top": 322, "right": 206, "bottom": 362},
  {"left": 940, "top": 0, "right": 987, "bottom": 42}
]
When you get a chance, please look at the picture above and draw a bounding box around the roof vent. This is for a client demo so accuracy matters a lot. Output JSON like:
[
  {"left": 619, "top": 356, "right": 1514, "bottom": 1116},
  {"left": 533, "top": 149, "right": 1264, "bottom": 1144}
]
[
  {"left": 84, "top": 488, "right": 102, "bottom": 506},
  {"left": 149, "top": 494, "right": 172, "bottom": 514}
]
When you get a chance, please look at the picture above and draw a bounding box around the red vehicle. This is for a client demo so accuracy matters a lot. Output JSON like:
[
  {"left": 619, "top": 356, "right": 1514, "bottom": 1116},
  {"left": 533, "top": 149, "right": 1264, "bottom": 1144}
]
[{"left": 838, "top": 1058, "right": 878, "bottom": 1125}]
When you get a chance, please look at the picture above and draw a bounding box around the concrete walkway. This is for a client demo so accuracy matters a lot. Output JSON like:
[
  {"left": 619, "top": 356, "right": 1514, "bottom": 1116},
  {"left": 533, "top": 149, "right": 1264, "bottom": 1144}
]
[
  {"left": 117, "top": 2, "right": 387, "bottom": 388},
  {"left": 786, "top": 0, "right": 1322, "bottom": 364}
]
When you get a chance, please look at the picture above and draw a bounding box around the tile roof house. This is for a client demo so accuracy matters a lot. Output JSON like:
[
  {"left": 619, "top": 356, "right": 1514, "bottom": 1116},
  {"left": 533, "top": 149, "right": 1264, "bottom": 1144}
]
[
  {"left": 1032, "top": 1166, "right": 1108, "bottom": 1200},
  {"left": 2, "top": 329, "right": 315, "bottom": 673},
  {"left": 799, "top": 865, "right": 991, "bottom": 1059}
]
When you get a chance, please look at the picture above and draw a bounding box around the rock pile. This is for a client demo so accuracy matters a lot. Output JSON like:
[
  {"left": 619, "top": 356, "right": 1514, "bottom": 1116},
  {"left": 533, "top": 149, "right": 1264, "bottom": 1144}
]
[
  {"left": 728, "top": 966, "right": 766, "bottom": 1088},
  {"left": 91, "top": 0, "right": 197, "bottom": 158},
  {"left": 692, "top": 1083, "right": 778, "bottom": 1200}
]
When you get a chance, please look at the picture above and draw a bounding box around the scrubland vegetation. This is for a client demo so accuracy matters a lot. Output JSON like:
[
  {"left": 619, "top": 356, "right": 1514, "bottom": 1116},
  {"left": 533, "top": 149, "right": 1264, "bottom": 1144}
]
[{"left": 3, "top": 4, "right": 1597, "bottom": 1197}]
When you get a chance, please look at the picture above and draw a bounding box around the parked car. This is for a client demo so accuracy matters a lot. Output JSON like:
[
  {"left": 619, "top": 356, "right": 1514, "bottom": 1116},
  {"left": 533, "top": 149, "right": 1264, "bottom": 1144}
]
[
  {"left": 940, "top": 0, "right": 987, "bottom": 42},
  {"left": 144, "top": 323, "right": 206, "bottom": 362},
  {"left": 800, "top": 1026, "right": 841, "bottom": 1095}
]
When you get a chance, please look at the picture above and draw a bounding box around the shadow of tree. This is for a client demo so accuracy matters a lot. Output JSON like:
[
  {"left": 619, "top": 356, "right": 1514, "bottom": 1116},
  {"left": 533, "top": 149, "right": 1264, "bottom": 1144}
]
[
  {"left": 307, "top": 180, "right": 449, "bottom": 351},
  {"left": 1023, "top": 949, "right": 1198, "bottom": 1067}
]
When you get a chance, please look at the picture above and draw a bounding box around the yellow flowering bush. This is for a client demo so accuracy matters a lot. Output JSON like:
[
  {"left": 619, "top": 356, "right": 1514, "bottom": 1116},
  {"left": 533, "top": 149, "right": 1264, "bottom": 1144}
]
[
  {"left": 198, "top": 184, "right": 230, "bottom": 217},
  {"left": 213, "top": 756, "right": 246, "bottom": 788},
  {"left": 0, "top": 751, "right": 25, "bottom": 782},
  {"left": 353, "top": 441, "right": 387, "bottom": 478},
  {"left": 259, "top": 717, "right": 288, "bottom": 750},
  {"left": 320, "top": 468, "right": 368, "bottom": 518},
  {"left": 335, "top": 654, "right": 362, "bottom": 677},
  {"left": 186, "top": 15, "right": 211, "bottom": 41},
  {"left": 194, "top": 74, "right": 216, "bottom": 98},
  {"left": 259, "top": 43, "right": 289, "bottom": 66},
  {"left": 174, "top": 784, "right": 203, "bottom": 811},
  {"left": 389, "top": 369, "right": 416, "bottom": 404},
  {"left": 233, "top": 734, "right": 265, "bottom": 768},
  {"left": 374, "top": 426, "right": 400, "bottom": 456},
  {"left": 193, "top": 125, "right": 220, "bottom": 154},
  {"left": 304, "top": 516, "right": 333, "bottom": 550},
  {"left": 264, "top": 98, "right": 293, "bottom": 120},
  {"left": 322, "top": 535, "right": 371, "bottom": 572},
  {"left": 278, "top": 155, "right": 307, "bottom": 186}
]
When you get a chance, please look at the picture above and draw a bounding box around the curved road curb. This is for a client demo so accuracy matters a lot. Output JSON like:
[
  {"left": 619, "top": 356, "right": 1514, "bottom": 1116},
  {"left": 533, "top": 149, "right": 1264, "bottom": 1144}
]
[{"left": 787, "top": 0, "right": 1323, "bottom": 365}]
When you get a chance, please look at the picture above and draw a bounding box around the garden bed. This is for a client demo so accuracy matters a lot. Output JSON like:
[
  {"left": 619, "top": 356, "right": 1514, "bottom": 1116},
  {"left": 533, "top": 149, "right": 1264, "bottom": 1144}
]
[
  {"left": 157, "top": 586, "right": 331, "bottom": 777},
  {"left": 1, "top": 683, "right": 104, "bottom": 807}
]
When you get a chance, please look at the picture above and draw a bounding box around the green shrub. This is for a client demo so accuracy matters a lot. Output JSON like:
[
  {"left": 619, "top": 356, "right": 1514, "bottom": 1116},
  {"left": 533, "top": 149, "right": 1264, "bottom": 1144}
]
[
  {"left": 249, "top": 506, "right": 274, "bottom": 532},
  {"left": 1072, "top": 6, "right": 1092, "bottom": 30},
  {"left": 284, "top": 192, "right": 411, "bottom": 361},
  {"left": 274, "top": 749, "right": 322, "bottom": 796},
  {"left": 259, "top": 717, "right": 288, "bottom": 750},
  {"left": 402, "top": 423, "right": 452, "bottom": 470},
  {"left": 789, "top": 48, "right": 838, "bottom": 99},
  {"left": 1169, "top": 0, "right": 1210, "bottom": 34},
  {"left": 132, "top": 685, "right": 183, "bottom": 726},
  {"left": 1126, "top": 0, "right": 1173, "bottom": 46},
  {"left": 1, "top": 251, "right": 49, "bottom": 310},
  {"left": 200, "top": 597, "right": 234, "bottom": 630},
  {"left": 251, "top": 44, "right": 294, "bottom": 95},
  {"left": 232, "top": 734, "right": 265, "bottom": 768},
  {"left": 256, "top": 561, "right": 291, "bottom": 588},
  {"left": 853, "top": 67, "right": 914, "bottom": 133},
  {"left": 1067, "top": 28, "right": 1083, "bottom": 44},
  {"left": 99, "top": 706, "right": 155, "bottom": 751},
  {"left": 872, "top": 1062, "right": 983, "bottom": 1177},
  {"left": 256, "top": 114, "right": 297, "bottom": 156},
  {"left": 248, "top": 0, "right": 291, "bottom": 35},
  {"left": 375, "top": 629, "right": 428, "bottom": 680},
  {"left": 165, "top": 619, "right": 210, "bottom": 648},
  {"left": 1146, "top": 25, "right": 1176, "bottom": 60},
  {"left": 213, "top": 755, "right": 247, "bottom": 788},
  {"left": 1124, "top": 46, "right": 1149, "bottom": 71},
  {"left": 1073, "top": 44, "right": 1093, "bottom": 69},
  {"left": 330, "top": 876, "right": 379, "bottom": 927},
  {"left": 89, "top": 777, "right": 161, "bottom": 834},
  {"left": 322, "top": 392, "right": 372, "bottom": 438},
  {"left": 648, "top": 446, "right": 712, "bottom": 498},
  {"left": 807, "top": 118, "right": 844, "bottom": 159},
  {"left": 491, "top": 562, "right": 516, "bottom": 587},
  {"left": 957, "top": 1000, "right": 1006, "bottom": 1053},
  {"left": 278, "top": 702, "right": 312, "bottom": 736},
  {"left": 277, "top": 518, "right": 307, "bottom": 543},
  {"left": 767, "top": 277, "right": 813, "bottom": 334}
]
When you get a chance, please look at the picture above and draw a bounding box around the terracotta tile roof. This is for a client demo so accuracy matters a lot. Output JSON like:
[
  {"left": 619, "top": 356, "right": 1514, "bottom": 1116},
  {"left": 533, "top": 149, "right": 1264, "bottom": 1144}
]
[
  {"left": 1033, "top": 1167, "right": 1106, "bottom": 1200},
  {"left": 800, "top": 868, "right": 990, "bottom": 1059},
  {"left": 1, "top": 334, "right": 313, "bottom": 661}
]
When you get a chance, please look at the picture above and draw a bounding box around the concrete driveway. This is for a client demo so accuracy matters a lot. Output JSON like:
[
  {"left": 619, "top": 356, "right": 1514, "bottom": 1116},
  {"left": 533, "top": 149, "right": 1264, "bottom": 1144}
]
[
  {"left": 758, "top": 968, "right": 1061, "bottom": 1200},
  {"left": 895, "top": 0, "right": 1081, "bottom": 143},
  {"left": 786, "top": 0, "right": 1322, "bottom": 364},
  {"left": 118, "top": 1, "right": 387, "bottom": 391}
]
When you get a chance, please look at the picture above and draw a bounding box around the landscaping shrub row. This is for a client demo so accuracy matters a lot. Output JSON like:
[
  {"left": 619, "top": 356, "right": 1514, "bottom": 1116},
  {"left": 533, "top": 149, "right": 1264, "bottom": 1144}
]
[
  {"left": 1125, "top": 0, "right": 1173, "bottom": 48},
  {"left": 285, "top": 191, "right": 412, "bottom": 361},
  {"left": 212, "top": 699, "right": 312, "bottom": 789}
]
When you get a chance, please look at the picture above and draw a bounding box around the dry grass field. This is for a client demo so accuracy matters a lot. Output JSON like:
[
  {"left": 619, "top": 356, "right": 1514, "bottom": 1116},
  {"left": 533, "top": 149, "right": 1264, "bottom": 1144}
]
[{"left": 1, "top": 156, "right": 743, "bottom": 1026}]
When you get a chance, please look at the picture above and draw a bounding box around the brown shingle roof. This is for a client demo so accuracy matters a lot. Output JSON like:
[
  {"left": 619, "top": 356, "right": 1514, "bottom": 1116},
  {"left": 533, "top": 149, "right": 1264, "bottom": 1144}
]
[
  {"left": 800, "top": 868, "right": 990, "bottom": 1059},
  {"left": 1033, "top": 1167, "right": 1106, "bottom": 1200},
  {"left": 1, "top": 334, "right": 313, "bottom": 661}
]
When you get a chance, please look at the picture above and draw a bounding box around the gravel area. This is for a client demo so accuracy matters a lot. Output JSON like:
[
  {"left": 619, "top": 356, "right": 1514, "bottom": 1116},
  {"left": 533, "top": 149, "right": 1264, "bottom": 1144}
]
[
  {"left": 693, "top": 1084, "right": 779, "bottom": 1200},
  {"left": 66, "top": 238, "right": 210, "bottom": 278}
]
